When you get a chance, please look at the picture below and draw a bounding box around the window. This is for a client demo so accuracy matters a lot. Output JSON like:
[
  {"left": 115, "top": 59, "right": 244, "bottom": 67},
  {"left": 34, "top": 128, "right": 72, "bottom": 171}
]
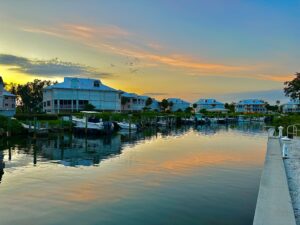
[
  {"left": 94, "top": 81, "right": 100, "bottom": 87},
  {"left": 73, "top": 100, "right": 76, "bottom": 105},
  {"left": 47, "top": 101, "right": 51, "bottom": 106},
  {"left": 54, "top": 100, "right": 58, "bottom": 105}
]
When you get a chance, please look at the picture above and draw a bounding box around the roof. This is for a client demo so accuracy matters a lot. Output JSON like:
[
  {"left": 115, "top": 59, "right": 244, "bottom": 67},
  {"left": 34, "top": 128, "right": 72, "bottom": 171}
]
[
  {"left": 237, "top": 99, "right": 265, "bottom": 105},
  {"left": 121, "top": 92, "right": 149, "bottom": 99},
  {"left": 195, "top": 98, "right": 224, "bottom": 105},
  {"left": 167, "top": 98, "right": 190, "bottom": 104},
  {"left": 3, "top": 90, "right": 15, "bottom": 97},
  {"left": 44, "top": 77, "right": 118, "bottom": 92}
]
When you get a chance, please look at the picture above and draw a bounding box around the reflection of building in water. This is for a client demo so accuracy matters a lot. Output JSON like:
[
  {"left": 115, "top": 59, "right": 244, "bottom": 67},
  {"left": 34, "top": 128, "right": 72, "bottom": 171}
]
[
  {"left": 0, "top": 151, "right": 4, "bottom": 183},
  {"left": 37, "top": 135, "right": 122, "bottom": 167}
]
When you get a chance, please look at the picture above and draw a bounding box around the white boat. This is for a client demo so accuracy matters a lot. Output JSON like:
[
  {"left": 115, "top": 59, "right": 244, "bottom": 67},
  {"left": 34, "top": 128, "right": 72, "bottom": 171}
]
[
  {"left": 117, "top": 122, "right": 137, "bottom": 130},
  {"left": 72, "top": 116, "right": 105, "bottom": 131},
  {"left": 238, "top": 115, "right": 250, "bottom": 123},
  {"left": 20, "top": 123, "right": 49, "bottom": 134},
  {"left": 251, "top": 117, "right": 265, "bottom": 122}
]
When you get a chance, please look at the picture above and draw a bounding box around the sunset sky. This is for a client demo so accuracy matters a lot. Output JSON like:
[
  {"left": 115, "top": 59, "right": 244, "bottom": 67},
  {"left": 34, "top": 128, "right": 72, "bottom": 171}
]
[{"left": 0, "top": 0, "right": 299, "bottom": 103}]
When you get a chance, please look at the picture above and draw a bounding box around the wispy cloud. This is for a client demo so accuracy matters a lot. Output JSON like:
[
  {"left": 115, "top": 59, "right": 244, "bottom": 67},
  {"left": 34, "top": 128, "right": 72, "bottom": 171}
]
[
  {"left": 20, "top": 23, "right": 291, "bottom": 82},
  {"left": 21, "top": 23, "right": 252, "bottom": 73},
  {"left": 0, "top": 54, "right": 112, "bottom": 78}
]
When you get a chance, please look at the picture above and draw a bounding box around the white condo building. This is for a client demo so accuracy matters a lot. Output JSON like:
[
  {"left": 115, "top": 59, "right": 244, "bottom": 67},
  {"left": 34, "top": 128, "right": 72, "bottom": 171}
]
[
  {"left": 121, "top": 93, "right": 160, "bottom": 112},
  {"left": 43, "top": 77, "right": 121, "bottom": 113},
  {"left": 235, "top": 99, "right": 266, "bottom": 113},
  {"left": 167, "top": 98, "right": 191, "bottom": 112},
  {"left": 282, "top": 100, "right": 300, "bottom": 113},
  {"left": 0, "top": 77, "right": 16, "bottom": 117},
  {"left": 194, "top": 98, "right": 226, "bottom": 112}
]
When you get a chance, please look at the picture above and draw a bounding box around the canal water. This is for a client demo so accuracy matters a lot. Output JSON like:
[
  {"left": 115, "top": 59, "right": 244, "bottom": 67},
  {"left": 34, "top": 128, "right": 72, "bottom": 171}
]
[{"left": 0, "top": 123, "right": 267, "bottom": 225}]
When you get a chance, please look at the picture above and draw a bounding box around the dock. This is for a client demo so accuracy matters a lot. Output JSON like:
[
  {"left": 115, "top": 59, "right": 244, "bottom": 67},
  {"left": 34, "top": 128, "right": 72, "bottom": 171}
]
[{"left": 253, "top": 137, "right": 296, "bottom": 225}]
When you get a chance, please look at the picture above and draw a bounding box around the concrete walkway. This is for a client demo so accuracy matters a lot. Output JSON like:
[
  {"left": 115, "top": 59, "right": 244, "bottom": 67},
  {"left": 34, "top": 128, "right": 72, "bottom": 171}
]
[{"left": 253, "top": 137, "right": 296, "bottom": 225}]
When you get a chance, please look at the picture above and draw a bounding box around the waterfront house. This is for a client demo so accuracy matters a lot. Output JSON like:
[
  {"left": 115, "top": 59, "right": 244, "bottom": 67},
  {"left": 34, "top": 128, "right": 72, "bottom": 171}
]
[
  {"left": 282, "top": 100, "right": 300, "bottom": 113},
  {"left": 167, "top": 98, "right": 191, "bottom": 112},
  {"left": 235, "top": 99, "right": 266, "bottom": 113},
  {"left": 43, "top": 77, "right": 121, "bottom": 113},
  {"left": 0, "top": 77, "right": 16, "bottom": 117},
  {"left": 121, "top": 93, "right": 148, "bottom": 112},
  {"left": 194, "top": 98, "right": 226, "bottom": 112}
]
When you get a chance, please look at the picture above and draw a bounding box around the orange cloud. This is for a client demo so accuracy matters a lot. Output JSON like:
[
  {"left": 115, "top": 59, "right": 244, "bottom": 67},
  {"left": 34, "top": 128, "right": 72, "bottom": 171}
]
[
  {"left": 21, "top": 24, "right": 249, "bottom": 73},
  {"left": 20, "top": 23, "right": 288, "bottom": 81}
]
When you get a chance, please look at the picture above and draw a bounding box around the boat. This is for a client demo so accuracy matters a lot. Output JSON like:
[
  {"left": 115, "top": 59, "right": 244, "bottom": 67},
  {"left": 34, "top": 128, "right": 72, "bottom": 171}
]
[
  {"left": 116, "top": 121, "right": 137, "bottom": 130},
  {"left": 237, "top": 115, "right": 251, "bottom": 123},
  {"left": 181, "top": 117, "right": 195, "bottom": 125},
  {"left": 21, "top": 123, "right": 49, "bottom": 134},
  {"left": 72, "top": 111, "right": 114, "bottom": 132},
  {"left": 156, "top": 116, "right": 168, "bottom": 127},
  {"left": 72, "top": 116, "right": 105, "bottom": 131}
]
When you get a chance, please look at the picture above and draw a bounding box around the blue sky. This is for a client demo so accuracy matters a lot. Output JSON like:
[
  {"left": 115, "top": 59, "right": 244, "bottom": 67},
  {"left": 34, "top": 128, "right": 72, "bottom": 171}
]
[{"left": 0, "top": 0, "right": 299, "bottom": 103}]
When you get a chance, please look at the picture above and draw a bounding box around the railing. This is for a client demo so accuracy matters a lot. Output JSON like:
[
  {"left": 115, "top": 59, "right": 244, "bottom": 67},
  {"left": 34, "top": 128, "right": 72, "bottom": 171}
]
[{"left": 287, "top": 124, "right": 300, "bottom": 138}]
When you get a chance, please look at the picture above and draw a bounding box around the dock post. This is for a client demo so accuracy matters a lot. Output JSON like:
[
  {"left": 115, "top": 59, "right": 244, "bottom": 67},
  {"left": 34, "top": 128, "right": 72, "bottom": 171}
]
[
  {"left": 6, "top": 118, "right": 11, "bottom": 138},
  {"left": 33, "top": 117, "right": 37, "bottom": 139},
  {"left": 129, "top": 114, "right": 132, "bottom": 133},
  {"left": 278, "top": 126, "right": 283, "bottom": 138},
  {"left": 69, "top": 115, "right": 72, "bottom": 132},
  {"left": 33, "top": 145, "right": 37, "bottom": 165},
  {"left": 85, "top": 115, "right": 88, "bottom": 135}
]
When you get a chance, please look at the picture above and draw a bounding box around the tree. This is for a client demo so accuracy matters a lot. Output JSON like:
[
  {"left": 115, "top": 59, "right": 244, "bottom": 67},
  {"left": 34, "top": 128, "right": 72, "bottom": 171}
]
[
  {"left": 185, "top": 107, "right": 193, "bottom": 113},
  {"left": 160, "top": 99, "right": 169, "bottom": 111},
  {"left": 276, "top": 100, "right": 280, "bottom": 106},
  {"left": 6, "top": 79, "right": 56, "bottom": 113},
  {"left": 200, "top": 109, "right": 207, "bottom": 114},
  {"left": 225, "top": 102, "right": 235, "bottom": 112},
  {"left": 145, "top": 97, "right": 153, "bottom": 107},
  {"left": 84, "top": 103, "right": 96, "bottom": 111},
  {"left": 265, "top": 102, "right": 279, "bottom": 112},
  {"left": 284, "top": 72, "right": 300, "bottom": 100},
  {"left": 276, "top": 100, "right": 281, "bottom": 112}
]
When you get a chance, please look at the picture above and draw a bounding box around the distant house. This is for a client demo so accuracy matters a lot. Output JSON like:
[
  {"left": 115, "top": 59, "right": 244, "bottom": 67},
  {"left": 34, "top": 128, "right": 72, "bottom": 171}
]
[
  {"left": 121, "top": 93, "right": 148, "bottom": 112},
  {"left": 0, "top": 77, "right": 16, "bottom": 117},
  {"left": 43, "top": 77, "right": 121, "bottom": 113},
  {"left": 148, "top": 98, "right": 160, "bottom": 111},
  {"left": 167, "top": 98, "right": 190, "bottom": 112},
  {"left": 235, "top": 99, "right": 266, "bottom": 113},
  {"left": 194, "top": 98, "right": 225, "bottom": 112},
  {"left": 282, "top": 100, "right": 300, "bottom": 113}
]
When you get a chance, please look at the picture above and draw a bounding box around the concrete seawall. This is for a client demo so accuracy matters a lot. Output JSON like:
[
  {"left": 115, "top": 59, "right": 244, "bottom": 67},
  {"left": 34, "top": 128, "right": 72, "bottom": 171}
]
[{"left": 253, "top": 137, "right": 296, "bottom": 225}]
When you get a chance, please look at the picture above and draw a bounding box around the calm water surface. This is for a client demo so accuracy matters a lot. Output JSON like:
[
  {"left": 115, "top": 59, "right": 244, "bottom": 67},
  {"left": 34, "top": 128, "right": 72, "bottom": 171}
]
[{"left": 0, "top": 124, "right": 267, "bottom": 225}]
